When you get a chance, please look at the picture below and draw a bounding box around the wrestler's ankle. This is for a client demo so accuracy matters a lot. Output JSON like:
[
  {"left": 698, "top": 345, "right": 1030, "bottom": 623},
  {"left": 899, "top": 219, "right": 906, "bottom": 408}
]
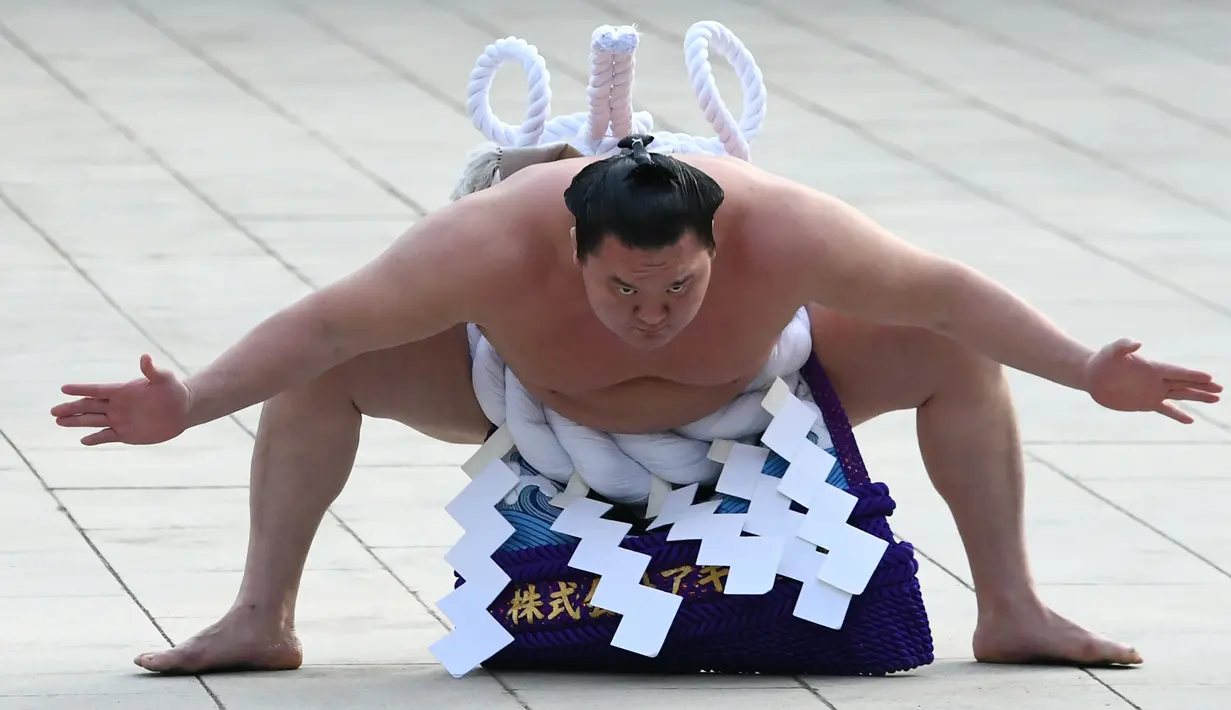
[
  {"left": 227, "top": 597, "right": 296, "bottom": 631},
  {"left": 974, "top": 585, "right": 1046, "bottom": 621}
]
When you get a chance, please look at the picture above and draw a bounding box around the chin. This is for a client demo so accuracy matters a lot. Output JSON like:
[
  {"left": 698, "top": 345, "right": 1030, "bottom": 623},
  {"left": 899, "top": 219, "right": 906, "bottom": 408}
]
[{"left": 625, "top": 327, "right": 674, "bottom": 349}]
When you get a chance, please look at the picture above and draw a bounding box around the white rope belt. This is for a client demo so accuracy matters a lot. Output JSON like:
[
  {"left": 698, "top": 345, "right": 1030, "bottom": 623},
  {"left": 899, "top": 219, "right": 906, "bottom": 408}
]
[{"left": 466, "top": 307, "right": 814, "bottom": 504}]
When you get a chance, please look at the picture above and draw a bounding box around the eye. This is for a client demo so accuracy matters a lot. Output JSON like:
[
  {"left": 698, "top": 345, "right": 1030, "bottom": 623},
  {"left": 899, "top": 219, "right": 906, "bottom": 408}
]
[
  {"left": 667, "top": 283, "right": 687, "bottom": 294},
  {"left": 617, "top": 285, "right": 637, "bottom": 296}
]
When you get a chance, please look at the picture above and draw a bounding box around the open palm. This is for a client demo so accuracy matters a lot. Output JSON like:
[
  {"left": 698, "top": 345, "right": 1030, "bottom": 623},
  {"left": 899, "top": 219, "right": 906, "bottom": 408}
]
[
  {"left": 50, "top": 355, "right": 192, "bottom": 446},
  {"left": 1085, "top": 339, "right": 1223, "bottom": 424}
]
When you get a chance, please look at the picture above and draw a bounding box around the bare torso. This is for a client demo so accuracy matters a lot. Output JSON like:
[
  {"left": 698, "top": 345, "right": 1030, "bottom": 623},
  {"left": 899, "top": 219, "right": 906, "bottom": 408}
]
[{"left": 468, "top": 154, "right": 813, "bottom": 435}]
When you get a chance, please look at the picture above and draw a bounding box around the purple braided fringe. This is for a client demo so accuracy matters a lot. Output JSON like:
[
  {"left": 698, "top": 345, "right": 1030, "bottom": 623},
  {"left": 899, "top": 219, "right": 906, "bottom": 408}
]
[{"left": 470, "top": 350, "right": 934, "bottom": 675}]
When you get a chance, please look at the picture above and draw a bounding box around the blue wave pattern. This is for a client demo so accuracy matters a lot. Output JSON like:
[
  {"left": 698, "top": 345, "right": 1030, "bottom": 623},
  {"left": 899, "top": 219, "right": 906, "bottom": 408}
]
[
  {"left": 494, "top": 432, "right": 849, "bottom": 552},
  {"left": 494, "top": 452, "right": 576, "bottom": 553}
]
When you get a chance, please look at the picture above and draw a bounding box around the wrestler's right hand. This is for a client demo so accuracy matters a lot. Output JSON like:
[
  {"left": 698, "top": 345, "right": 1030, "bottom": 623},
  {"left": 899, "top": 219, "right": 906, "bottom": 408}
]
[{"left": 50, "top": 354, "right": 192, "bottom": 446}]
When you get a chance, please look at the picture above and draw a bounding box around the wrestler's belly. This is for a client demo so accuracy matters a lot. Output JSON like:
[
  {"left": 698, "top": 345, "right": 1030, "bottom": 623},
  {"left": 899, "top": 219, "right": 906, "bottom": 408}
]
[{"left": 525, "top": 377, "right": 753, "bottom": 435}]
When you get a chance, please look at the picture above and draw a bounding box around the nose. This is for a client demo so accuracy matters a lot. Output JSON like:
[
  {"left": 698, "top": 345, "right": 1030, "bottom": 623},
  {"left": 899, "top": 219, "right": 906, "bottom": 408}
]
[{"left": 636, "top": 302, "right": 668, "bottom": 326}]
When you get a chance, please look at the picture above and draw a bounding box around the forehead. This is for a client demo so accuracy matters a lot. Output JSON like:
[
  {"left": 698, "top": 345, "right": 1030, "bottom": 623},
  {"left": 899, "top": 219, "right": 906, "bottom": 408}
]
[{"left": 590, "top": 236, "right": 707, "bottom": 279}]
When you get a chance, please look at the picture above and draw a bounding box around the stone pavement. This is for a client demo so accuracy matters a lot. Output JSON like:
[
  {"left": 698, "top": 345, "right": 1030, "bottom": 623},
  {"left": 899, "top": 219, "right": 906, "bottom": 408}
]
[{"left": 2, "top": 0, "right": 1229, "bottom": 707}]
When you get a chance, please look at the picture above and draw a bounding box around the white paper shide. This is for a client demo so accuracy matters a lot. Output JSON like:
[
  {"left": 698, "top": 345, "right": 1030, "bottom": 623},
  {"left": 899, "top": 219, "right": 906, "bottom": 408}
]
[{"left": 431, "top": 378, "right": 890, "bottom": 676}]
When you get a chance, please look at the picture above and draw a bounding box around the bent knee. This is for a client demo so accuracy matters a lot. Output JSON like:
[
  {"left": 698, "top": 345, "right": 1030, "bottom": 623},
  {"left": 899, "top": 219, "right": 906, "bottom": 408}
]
[
  {"left": 261, "top": 363, "right": 362, "bottom": 428},
  {"left": 922, "top": 330, "right": 1006, "bottom": 390},
  {"left": 332, "top": 331, "right": 492, "bottom": 443}
]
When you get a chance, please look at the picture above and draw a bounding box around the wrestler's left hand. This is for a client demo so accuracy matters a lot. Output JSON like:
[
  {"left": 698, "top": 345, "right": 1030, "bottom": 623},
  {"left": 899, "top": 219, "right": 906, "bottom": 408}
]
[
  {"left": 50, "top": 354, "right": 192, "bottom": 446},
  {"left": 1083, "top": 339, "right": 1223, "bottom": 423}
]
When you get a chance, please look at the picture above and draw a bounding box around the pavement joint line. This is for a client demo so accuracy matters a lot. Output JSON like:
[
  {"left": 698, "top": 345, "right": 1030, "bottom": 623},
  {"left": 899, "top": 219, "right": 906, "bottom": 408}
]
[
  {"left": 0, "top": 17, "right": 319, "bottom": 293},
  {"left": 1028, "top": 451, "right": 1231, "bottom": 582},
  {"left": 0, "top": 428, "right": 228, "bottom": 710},
  {"left": 117, "top": 0, "right": 430, "bottom": 218},
  {"left": 1044, "top": 0, "right": 1231, "bottom": 70},
  {"left": 884, "top": 0, "right": 1231, "bottom": 142}
]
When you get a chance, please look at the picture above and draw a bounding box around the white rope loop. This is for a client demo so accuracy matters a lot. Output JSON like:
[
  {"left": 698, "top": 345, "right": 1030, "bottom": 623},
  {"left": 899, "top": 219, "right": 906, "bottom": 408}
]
[
  {"left": 579, "top": 26, "right": 641, "bottom": 153},
  {"left": 583, "top": 52, "right": 615, "bottom": 146},
  {"left": 607, "top": 49, "right": 637, "bottom": 140},
  {"left": 466, "top": 37, "right": 553, "bottom": 147},
  {"left": 457, "top": 24, "right": 767, "bottom": 160},
  {"left": 683, "top": 21, "right": 768, "bottom": 161}
]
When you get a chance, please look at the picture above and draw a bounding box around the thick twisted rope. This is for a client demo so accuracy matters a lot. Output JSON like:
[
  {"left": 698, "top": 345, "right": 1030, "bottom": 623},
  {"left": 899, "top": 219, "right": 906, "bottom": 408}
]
[
  {"left": 683, "top": 21, "right": 768, "bottom": 161},
  {"left": 465, "top": 37, "right": 552, "bottom": 147},
  {"left": 461, "top": 22, "right": 767, "bottom": 160},
  {"left": 580, "top": 26, "right": 634, "bottom": 149},
  {"left": 605, "top": 33, "right": 637, "bottom": 141},
  {"left": 467, "top": 310, "right": 817, "bottom": 505},
  {"left": 582, "top": 53, "right": 613, "bottom": 146},
  {"left": 577, "top": 25, "right": 642, "bottom": 154}
]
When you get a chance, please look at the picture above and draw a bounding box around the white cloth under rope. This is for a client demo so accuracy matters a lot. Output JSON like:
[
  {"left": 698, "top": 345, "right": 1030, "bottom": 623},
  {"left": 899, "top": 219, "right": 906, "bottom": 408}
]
[{"left": 466, "top": 308, "right": 815, "bottom": 505}]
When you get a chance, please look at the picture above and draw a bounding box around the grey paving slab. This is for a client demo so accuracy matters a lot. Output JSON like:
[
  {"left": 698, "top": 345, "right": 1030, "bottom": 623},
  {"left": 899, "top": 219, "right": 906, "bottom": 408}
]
[
  {"left": 803, "top": 663, "right": 1126, "bottom": 709},
  {"left": 86, "top": 519, "right": 380, "bottom": 575},
  {"left": 0, "top": 687, "right": 218, "bottom": 710},
  {"left": 200, "top": 666, "right": 525, "bottom": 710},
  {"left": 896, "top": 0, "right": 1231, "bottom": 122},
  {"left": 517, "top": 687, "right": 828, "bottom": 709},
  {"left": 1, "top": 0, "right": 1229, "bottom": 708}
]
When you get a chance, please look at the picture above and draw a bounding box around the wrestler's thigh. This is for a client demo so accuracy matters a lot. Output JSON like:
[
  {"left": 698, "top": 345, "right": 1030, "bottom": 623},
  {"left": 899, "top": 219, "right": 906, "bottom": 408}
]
[
  {"left": 806, "top": 303, "right": 986, "bottom": 427},
  {"left": 336, "top": 323, "right": 490, "bottom": 444}
]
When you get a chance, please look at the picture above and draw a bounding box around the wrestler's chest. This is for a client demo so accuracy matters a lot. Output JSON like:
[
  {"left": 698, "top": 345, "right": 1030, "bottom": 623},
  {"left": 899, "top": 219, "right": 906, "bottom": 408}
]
[{"left": 481, "top": 309, "right": 796, "bottom": 395}]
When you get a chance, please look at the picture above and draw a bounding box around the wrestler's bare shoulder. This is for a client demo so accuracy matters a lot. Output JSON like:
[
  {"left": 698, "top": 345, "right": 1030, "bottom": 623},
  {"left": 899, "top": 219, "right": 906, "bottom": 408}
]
[
  {"left": 357, "top": 180, "right": 566, "bottom": 329},
  {"left": 405, "top": 153, "right": 879, "bottom": 324}
]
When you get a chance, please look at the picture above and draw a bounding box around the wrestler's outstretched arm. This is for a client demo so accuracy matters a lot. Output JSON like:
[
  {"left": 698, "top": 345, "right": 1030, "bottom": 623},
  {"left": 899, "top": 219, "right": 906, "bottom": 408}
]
[
  {"left": 780, "top": 186, "right": 1222, "bottom": 423},
  {"left": 50, "top": 192, "right": 514, "bottom": 445}
]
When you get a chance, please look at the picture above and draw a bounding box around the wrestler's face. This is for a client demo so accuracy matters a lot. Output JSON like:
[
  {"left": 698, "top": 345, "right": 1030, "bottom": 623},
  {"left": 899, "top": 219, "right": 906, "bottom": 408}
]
[{"left": 574, "top": 230, "right": 713, "bottom": 349}]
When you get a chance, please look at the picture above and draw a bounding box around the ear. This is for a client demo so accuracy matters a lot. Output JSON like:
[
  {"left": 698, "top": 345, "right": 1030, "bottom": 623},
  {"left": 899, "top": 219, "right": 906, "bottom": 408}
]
[{"left": 570, "top": 227, "right": 580, "bottom": 266}]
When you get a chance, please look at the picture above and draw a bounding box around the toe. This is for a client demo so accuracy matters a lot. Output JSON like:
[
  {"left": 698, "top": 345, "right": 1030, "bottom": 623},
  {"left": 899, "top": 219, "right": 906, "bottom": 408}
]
[
  {"left": 135, "top": 651, "right": 172, "bottom": 673},
  {"left": 133, "top": 652, "right": 166, "bottom": 672},
  {"left": 134, "top": 648, "right": 196, "bottom": 674},
  {"left": 1102, "top": 642, "right": 1143, "bottom": 666},
  {"left": 1075, "top": 634, "right": 1142, "bottom": 667}
]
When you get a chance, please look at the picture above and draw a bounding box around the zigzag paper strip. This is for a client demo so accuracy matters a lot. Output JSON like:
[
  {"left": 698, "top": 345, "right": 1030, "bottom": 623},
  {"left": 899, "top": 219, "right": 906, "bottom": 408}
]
[
  {"left": 758, "top": 377, "right": 889, "bottom": 623},
  {"left": 647, "top": 479, "right": 781, "bottom": 595},
  {"left": 646, "top": 482, "right": 721, "bottom": 531},
  {"left": 667, "top": 510, "right": 783, "bottom": 595},
  {"left": 430, "top": 456, "right": 520, "bottom": 677},
  {"left": 551, "top": 497, "right": 683, "bottom": 656}
]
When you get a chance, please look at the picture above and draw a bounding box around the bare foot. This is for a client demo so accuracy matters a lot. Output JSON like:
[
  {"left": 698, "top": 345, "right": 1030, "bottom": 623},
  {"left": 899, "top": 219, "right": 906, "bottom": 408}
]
[
  {"left": 973, "top": 603, "right": 1143, "bottom": 667},
  {"left": 134, "top": 608, "right": 303, "bottom": 675}
]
